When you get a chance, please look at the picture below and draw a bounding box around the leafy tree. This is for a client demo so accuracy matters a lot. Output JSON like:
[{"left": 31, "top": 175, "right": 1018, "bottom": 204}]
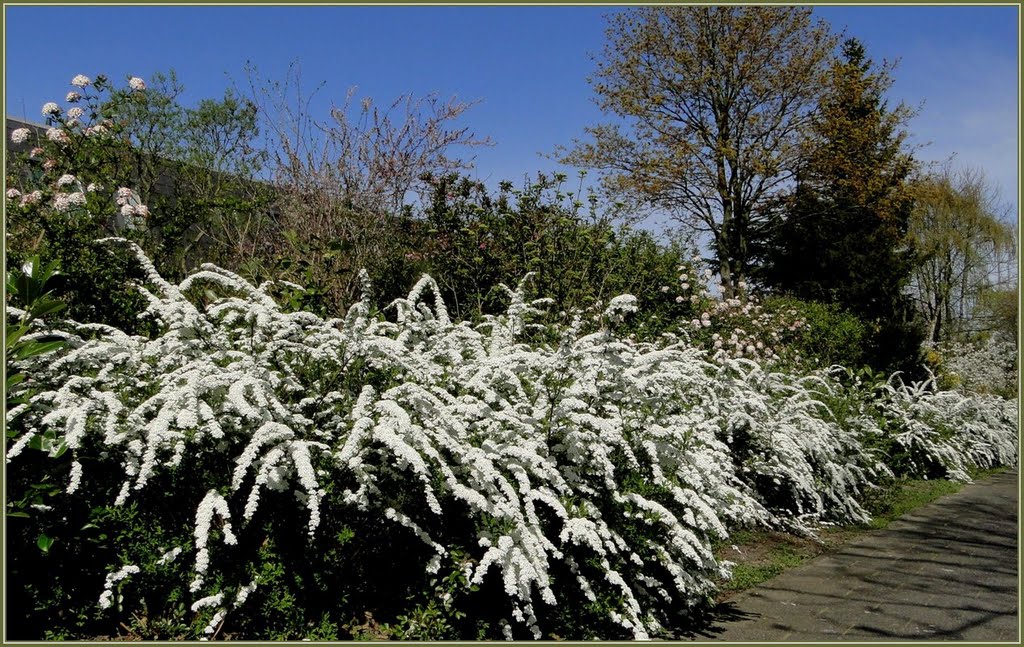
[
  {"left": 908, "top": 166, "right": 1016, "bottom": 343},
  {"left": 759, "top": 38, "right": 921, "bottom": 372},
  {"left": 560, "top": 6, "right": 837, "bottom": 297},
  {"left": 418, "top": 172, "right": 701, "bottom": 336}
]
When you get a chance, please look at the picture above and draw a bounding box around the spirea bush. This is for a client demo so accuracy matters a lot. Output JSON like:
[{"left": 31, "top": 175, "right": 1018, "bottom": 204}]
[
  {"left": 6, "top": 241, "right": 1018, "bottom": 640},
  {"left": 939, "top": 334, "right": 1018, "bottom": 398}
]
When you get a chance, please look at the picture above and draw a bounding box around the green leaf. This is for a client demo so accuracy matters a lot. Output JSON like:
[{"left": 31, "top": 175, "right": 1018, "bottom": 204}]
[
  {"left": 7, "top": 511, "right": 30, "bottom": 519},
  {"left": 29, "top": 299, "right": 65, "bottom": 319},
  {"left": 6, "top": 325, "right": 29, "bottom": 349},
  {"left": 15, "top": 340, "right": 65, "bottom": 360},
  {"left": 37, "top": 534, "right": 54, "bottom": 553},
  {"left": 51, "top": 441, "right": 69, "bottom": 459}
]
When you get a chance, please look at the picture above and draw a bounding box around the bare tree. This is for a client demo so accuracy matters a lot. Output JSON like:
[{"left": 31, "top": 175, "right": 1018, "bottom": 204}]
[
  {"left": 560, "top": 6, "right": 837, "bottom": 297},
  {"left": 241, "top": 61, "right": 492, "bottom": 306}
]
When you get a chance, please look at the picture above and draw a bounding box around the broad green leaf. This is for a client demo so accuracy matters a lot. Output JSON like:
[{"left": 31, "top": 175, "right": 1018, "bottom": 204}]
[{"left": 37, "top": 534, "right": 54, "bottom": 553}]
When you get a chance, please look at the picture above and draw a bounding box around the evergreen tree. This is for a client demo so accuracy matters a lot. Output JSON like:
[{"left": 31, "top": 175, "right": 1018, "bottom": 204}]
[{"left": 758, "top": 38, "right": 923, "bottom": 372}]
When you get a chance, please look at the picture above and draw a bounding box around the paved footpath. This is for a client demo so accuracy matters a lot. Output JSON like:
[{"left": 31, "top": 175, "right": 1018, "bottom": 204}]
[{"left": 691, "top": 470, "right": 1019, "bottom": 642}]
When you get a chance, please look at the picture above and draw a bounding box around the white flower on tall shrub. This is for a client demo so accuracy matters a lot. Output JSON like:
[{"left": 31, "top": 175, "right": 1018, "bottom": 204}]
[
  {"left": 10, "top": 127, "right": 31, "bottom": 144},
  {"left": 19, "top": 190, "right": 42, "bottom": 206},
  {"left": 46, "top": 127, "right": 70, "bottom": 145},
  {"left": 71, "top": 74, "right": 91, "bottom": 87},
  {"left": 42, "top": 101, "right": 61, "bottom": 116}
]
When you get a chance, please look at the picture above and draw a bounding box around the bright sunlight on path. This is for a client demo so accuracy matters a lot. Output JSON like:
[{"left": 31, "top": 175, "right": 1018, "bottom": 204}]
[{"left": 692, "top": 470, "right": 1019, "bottom": 642}]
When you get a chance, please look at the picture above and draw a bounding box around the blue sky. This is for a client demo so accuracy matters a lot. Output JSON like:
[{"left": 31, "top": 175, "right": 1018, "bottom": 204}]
[{"left": 4, "top": 5, "right": 1019, "bottom": 221}]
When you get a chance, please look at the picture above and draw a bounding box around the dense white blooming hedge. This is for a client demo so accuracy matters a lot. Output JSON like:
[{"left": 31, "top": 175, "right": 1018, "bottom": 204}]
[
  {"left": 6, "top": 240, "right": 1018, "bottom": 639},
  {"left": 941, "top": 334, "right": 1018, "bottom": 397}
]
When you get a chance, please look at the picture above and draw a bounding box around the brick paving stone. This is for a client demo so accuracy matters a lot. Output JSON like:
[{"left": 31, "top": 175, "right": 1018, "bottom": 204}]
[{"left": 687, "top": 469, "right": 1019, "bottom": 642}]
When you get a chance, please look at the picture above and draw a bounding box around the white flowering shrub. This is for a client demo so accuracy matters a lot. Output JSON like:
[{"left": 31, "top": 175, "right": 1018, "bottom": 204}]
[
  {"left": 6, "top": 240, "right": 1018, "bottom": 639},
  {"left": 708, "top": 361, "right": 886, "bottom": 527},
  {"left": 939, "top": 334, "right": 1018, "bottom": 397},
  {"left": 873, "top": 372, "right": 1018, "bottom": 481}
]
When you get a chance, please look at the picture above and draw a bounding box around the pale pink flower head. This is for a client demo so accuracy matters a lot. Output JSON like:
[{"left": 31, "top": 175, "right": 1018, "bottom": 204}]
[
  {"left": 6, "top": 188, "right": 22, "bottom": 200},
  {"left": 57, "top": 173, "right": 77, "bottom": 187},
  {"left": 42, "top": 102, "right": 61, "bottom": 117},
  {"left": 68, "top": 192, "right": 86, "bottom": 206},
  {"left": 67, "top": 107, "right": 85, "bottom": 120},
  {"left": 29, "top": 147, "right": 44, "bottom": 158},
  {"left": 10, "top": 128, "right": 31, "bottom": 144},
  {"left": 52, "top": 193, "right": 72, "bottom": 212},
  {"left": 120, "top": 204, "right": 136, "bottom": 217},
  {"left": 66, "top": 91, "right": 82, "bottom": 103},
  {"left": 71, "top": 74, "right": 91, "bottom": 88},
  {"left": 46, "top": 128, "right": 70, "bottom": 146},
  {"left": 20, "top": 190, "right": 42, "bottom": 206},
  {"left": 43, "top": 159, "right": 59, "bottom": 172},
  {"left": 135, "top": 204, "right": 150, "bottom": 218},
  {"left": 128, "top": 76, "right": 146, "bottom": 91},
  {"left": 86, "top": 182, "right": 101, "bottom": 193}
]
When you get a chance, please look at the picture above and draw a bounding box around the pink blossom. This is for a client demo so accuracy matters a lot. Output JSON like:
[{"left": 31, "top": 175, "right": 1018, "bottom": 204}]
[
  {"left": 20, "top": 190, "right": 42, "bottom": 206},
  {"left": 71, "top": 74, "right": 91, "bottom": 88},
  {"left": 66, "top": 91, "right": 82, "bottom": 103},
  {"left": 7, "top": 188, "right": 22, "bottom": 200},
  {"left": 128, "top": 77, "right": 146, "bottom": 91}
]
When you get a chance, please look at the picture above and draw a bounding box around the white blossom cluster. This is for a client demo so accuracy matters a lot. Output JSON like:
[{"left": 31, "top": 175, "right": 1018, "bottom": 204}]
[
  {"left": 7, "top": 240, "right": 1018, "bottom": 639},
  {"left": 876, "top": 371, "right": 1018, "bottom": 481},
  {"left": 940, "top": 334, "right": 1018, "bottom": 396}
]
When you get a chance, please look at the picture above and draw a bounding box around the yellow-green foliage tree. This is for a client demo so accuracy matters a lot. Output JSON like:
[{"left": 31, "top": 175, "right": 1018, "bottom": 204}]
[{"left": 909, "top": 166, "right": 1016, "bottom": 344}]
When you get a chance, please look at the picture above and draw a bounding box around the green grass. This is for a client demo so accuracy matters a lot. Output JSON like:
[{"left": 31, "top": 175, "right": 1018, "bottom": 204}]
[
  {"left": 722, "top": 544, "right": 808, "bottom": 592},
  {"left": 715, "top": 530, "right": 831, "bottom": 596},
  {"left": 862, "top": 466, "right": 1009, "bottom": 529}
]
